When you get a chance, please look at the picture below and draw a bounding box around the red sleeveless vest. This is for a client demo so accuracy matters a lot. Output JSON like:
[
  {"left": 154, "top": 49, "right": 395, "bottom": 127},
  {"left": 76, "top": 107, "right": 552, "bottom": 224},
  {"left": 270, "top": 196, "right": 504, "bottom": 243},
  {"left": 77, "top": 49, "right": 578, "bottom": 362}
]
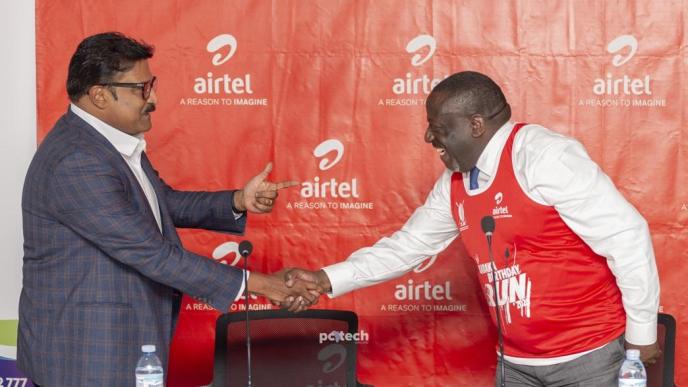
[{"left": 450, "top": 123, "right": 625, "bottom": 358}]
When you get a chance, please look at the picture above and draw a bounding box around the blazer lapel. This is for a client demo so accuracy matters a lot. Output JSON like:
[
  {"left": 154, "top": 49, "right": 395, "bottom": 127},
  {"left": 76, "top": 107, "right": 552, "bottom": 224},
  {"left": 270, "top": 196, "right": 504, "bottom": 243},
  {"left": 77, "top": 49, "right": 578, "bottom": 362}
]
[{"left": 140, "top": 153, "right": 181, "bottom": 245}]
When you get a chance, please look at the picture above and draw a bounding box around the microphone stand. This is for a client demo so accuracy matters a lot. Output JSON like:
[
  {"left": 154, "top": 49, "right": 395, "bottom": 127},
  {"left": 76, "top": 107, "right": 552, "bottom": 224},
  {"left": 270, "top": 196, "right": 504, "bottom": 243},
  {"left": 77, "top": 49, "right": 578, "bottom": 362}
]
[
  {"left": 482, "top": 216, "right": 505, "bottom": 387},
  {"left": 239, "top": 241, "right": 253, "bottom": 387},
  {"left": 488, "top": 233, "right": 505, "bottom": 387},
  {"left": 244, "top": 258, "right": 252, "bottom": 387}
]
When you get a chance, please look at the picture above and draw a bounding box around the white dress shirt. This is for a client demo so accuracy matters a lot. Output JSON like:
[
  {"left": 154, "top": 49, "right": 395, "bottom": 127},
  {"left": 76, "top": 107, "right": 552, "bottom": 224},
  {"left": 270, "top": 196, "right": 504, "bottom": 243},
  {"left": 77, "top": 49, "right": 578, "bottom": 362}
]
[
  {"left": 323, "top": 121, "right": 659, "bottom": 365},
  {"left": 70, "top": 104, "right": 247, "bottom": 301}
]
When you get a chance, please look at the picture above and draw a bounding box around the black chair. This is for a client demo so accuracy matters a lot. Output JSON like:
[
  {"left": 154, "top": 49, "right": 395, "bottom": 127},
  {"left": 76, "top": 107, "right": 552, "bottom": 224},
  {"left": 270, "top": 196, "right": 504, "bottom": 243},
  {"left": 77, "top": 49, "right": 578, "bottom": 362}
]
[
  {"left": 212, "top": 309, "right": 369, "bottom": 387},
  {"left": 646, "top": 313, "right": 676, "bottom": 387}
]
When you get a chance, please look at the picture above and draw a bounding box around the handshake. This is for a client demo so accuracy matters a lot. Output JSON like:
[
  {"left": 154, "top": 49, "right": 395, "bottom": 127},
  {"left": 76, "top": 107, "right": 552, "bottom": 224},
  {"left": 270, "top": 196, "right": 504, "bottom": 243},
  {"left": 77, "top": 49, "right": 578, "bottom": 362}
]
[{"left": 247, "top": 268, "right": 332, "bottom": 313}]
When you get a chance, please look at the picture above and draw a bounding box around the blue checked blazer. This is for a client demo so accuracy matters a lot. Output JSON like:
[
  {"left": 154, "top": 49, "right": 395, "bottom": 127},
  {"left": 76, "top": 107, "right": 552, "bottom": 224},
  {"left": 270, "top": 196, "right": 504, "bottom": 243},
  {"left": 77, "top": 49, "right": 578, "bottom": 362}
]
[{"left": 18, "top": 109, "right": 245, "bottom": 386}]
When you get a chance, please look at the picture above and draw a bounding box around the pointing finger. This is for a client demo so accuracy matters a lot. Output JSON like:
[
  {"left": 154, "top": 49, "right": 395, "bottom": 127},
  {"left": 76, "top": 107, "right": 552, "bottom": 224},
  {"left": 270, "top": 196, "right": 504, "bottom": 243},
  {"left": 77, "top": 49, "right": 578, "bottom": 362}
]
[{"left": 275, "top": 180, "right": 300, "bottom": 190}]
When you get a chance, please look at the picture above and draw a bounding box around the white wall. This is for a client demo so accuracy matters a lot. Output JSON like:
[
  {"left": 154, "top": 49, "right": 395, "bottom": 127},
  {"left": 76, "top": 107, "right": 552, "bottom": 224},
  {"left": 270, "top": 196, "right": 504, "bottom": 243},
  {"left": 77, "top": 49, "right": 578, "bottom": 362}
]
[{"left": 0, "top": 0, "right": 36, "bottom": 328}]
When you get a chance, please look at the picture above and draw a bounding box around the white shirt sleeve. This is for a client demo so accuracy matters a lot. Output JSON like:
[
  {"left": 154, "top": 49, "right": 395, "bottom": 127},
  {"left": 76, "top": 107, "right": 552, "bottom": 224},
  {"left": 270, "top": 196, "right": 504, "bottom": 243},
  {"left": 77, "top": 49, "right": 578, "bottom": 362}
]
[
  {"left": 513, "top": 125, "right": 660, "bottom": 345},
  {"left": 323, "top": 169, "right": 460, "bottom": 297},
  {"left": 234, "top": 271, "right": 249, "bottom": 302}
]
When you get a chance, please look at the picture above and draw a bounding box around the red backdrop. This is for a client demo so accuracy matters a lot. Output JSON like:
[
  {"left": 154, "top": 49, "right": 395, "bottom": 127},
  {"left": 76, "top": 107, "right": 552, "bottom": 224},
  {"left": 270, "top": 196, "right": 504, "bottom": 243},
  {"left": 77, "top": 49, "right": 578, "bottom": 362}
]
[{"left": 36, "top": 1, "right": 687, "bottom": 386}]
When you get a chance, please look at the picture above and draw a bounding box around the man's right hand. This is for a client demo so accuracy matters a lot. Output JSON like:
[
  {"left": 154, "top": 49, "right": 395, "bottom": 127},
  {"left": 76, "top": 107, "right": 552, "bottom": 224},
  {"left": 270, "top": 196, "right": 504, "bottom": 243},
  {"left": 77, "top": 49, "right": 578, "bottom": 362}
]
[
  {"left": 284, "top": 268, "right": 332, "bottom": 292},
  {"left": 246, "top": 271, "right": 322, "bottom": 310},
  {"left": 625, "top": 340, "right": 662, "bottom": 366},
  {"left": 280, "top": 268, "right": 332, "bottom": 312}
]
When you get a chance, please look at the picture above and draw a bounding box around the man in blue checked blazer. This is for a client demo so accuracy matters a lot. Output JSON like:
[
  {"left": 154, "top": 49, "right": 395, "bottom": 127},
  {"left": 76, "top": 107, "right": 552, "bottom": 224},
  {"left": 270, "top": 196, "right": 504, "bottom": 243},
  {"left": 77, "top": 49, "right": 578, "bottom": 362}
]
[{"left": 18, "top": 32, "right": 319, "bottom": 386}]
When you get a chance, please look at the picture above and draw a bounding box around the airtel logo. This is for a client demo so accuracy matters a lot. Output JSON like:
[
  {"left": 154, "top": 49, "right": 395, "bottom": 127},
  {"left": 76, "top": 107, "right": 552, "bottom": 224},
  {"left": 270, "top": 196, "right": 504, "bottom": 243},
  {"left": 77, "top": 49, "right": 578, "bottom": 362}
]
[
  {"left": 207, "top": 33, "right": 238, "bottom": 66},
  {"left": 212, "top": 241, "right": 259, "bottom": 302},
  {"left": 606, "top": 34, "right": 638, "bottom": 67},
  {"left": 495, "top": 192, "right": 504, "bottom": 205},
  {"left": 313, "top": 139, "right": 344, "bottom": 171},
  {"left": 193, "top": 33, "right": 253, "bottom": 95},
  {"left": 406, "top": 34, "right": 437, "bottom": 66},
  {"left": 318, "top": 344, "right": 346, "bottom": 373},
  {"left": 592, "top": 34, "right": 651, "bottom": 96},
  {"left": 301, "top": 139, "right": 359, "bottom": 199},
  {"left": 393, "top": 34, "right": 444, "bottom": 95},
  {"left": 212, "top": 241, "right": 241, "bottom": 266},
  {"left": 413, "top": 255, "right": 438, "bottom": 273}
]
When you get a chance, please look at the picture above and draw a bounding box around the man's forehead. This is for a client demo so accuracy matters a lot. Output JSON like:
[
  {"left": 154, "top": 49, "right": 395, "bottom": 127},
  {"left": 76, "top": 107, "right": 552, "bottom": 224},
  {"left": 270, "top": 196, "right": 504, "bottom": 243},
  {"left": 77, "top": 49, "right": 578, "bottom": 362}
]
[
  {"left": 116, "top": 60, "right": 152, "bottom": 80},
  {"left": 428, "top": 92, "right": 466, "bottom": 116}
]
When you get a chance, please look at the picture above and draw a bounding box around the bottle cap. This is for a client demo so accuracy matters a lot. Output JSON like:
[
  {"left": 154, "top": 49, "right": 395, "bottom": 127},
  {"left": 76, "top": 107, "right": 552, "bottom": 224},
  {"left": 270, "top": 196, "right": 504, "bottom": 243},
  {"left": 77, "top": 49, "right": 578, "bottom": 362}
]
[
  {"left": 142, "top": 344, "right": 156, "bottom": 353},
  {"left": 626, "top": 349, "right": 640, "bottom": 360}
]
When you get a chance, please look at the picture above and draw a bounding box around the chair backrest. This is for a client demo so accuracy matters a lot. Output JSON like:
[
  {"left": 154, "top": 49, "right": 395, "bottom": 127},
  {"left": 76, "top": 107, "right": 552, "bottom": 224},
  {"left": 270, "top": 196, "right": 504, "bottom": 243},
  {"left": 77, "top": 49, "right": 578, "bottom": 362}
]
[
  {"left": 646, "top": 313, "right": 676, "bottom": 387},
  {"left": 213, "top": 309, "right": 358, "bottom": 387}
]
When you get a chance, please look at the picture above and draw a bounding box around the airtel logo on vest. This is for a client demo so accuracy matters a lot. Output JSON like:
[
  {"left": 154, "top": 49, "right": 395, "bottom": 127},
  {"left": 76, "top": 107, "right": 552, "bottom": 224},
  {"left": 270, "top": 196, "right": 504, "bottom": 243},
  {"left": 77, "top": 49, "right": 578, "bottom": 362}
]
[{"left": 492, "top": 192, "right": 511, "bottom": 219}]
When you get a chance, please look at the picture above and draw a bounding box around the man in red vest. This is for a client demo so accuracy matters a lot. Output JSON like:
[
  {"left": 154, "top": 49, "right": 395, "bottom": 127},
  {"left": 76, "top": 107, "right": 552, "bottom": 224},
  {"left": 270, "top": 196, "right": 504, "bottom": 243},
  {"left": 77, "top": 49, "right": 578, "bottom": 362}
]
[{"left": 285, "top": 71, "right": 660, "bottom": 385}]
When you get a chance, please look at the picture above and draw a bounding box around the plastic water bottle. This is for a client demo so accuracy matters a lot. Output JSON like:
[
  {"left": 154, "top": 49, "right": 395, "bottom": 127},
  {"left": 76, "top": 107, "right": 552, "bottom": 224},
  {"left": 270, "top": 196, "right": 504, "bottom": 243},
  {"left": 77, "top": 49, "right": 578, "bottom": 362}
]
[
  {"left": 135, "top": 344, "right": 164, "bottom": 387},
  {"left": 618, "top": 349, "right": 646, "bottom": 386}
]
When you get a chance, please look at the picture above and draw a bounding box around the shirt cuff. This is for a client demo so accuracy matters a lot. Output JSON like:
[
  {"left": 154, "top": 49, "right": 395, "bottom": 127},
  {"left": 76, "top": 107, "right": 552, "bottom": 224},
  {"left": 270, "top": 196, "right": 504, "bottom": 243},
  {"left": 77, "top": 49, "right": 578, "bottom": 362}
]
[
  {"left": 624, "top": 315, "right": 657, "bottom": 345},
  {"left": 231, "top": 190, "right": 246, "bottom": 219},
  {"left": 322, "top": 262, "right": 358, "bottom": 298},
  {"left": 233, "top": 270, "right": 250, "bottom": 302}
]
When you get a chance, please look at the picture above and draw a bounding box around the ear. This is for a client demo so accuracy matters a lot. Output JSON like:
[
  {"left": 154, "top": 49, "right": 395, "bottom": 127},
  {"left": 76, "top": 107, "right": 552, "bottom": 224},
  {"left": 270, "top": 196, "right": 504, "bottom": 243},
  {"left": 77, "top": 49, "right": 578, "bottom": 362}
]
[
  {"left": 87, "top": 85, "right": 112, "bottom": 110},
  {"left": 470, "top": 114, "right": 486, "bottom": 138}
]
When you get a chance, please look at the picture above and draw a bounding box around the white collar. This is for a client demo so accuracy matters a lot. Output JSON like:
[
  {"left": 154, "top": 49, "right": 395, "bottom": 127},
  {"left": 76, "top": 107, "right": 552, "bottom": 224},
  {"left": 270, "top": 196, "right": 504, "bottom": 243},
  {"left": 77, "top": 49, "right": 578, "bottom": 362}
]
[
  {"left": 70, "top": 103, "right": 146, "bottom": 158},
  {"left": 472, "top": 121, "right": 515, "bottom": 178}
]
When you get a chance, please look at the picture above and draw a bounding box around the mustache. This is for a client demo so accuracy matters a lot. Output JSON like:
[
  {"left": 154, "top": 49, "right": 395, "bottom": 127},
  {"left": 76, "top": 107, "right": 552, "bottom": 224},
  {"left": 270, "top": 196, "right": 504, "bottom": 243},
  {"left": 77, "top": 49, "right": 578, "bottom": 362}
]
[{"left": 143, "top": 104, "right": 156, "bottom": 114}]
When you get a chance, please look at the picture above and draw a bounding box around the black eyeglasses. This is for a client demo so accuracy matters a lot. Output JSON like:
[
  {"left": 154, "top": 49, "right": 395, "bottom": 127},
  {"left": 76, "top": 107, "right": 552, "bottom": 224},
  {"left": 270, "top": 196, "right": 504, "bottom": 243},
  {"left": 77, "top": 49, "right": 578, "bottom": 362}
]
[{"left": 102, "top": 76, "right": 157, "bottom": 100}]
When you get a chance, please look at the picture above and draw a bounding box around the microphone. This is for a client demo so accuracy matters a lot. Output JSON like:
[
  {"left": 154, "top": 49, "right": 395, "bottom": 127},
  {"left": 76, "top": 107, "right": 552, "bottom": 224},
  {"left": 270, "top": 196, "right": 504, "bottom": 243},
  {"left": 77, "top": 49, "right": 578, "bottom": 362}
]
[
  {"left": 481, "top": 216, "right": 504, "bottom": 387},
  {"left": 481, "top": 215, "right": 495, "bottom": 237},
  {"left": 238, "top": 240, "right": 253, "bottom": 387},
  {"left": 239, "top": 240, "right": 253, "bottom": 257}
]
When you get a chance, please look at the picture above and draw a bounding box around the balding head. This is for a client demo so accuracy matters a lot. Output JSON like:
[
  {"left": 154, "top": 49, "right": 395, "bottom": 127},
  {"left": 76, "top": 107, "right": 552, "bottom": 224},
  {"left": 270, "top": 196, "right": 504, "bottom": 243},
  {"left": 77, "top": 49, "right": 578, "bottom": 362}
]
[
  {"left": 424, "top": 71, "right": 511, "bottom": 172},
  {"left": 427, "top": 71, "right": 510, "bottom": 127}
]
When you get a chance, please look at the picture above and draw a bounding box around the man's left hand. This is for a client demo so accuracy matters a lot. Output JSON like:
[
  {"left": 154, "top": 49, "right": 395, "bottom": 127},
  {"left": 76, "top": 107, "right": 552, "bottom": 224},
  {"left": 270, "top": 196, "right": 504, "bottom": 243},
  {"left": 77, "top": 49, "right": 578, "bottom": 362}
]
[
  {"left": 625, "top": 340, "right": 661, "bottom": 366},
  {"left": 233, "top": 162, "right": 299, "bottom": 213}
]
